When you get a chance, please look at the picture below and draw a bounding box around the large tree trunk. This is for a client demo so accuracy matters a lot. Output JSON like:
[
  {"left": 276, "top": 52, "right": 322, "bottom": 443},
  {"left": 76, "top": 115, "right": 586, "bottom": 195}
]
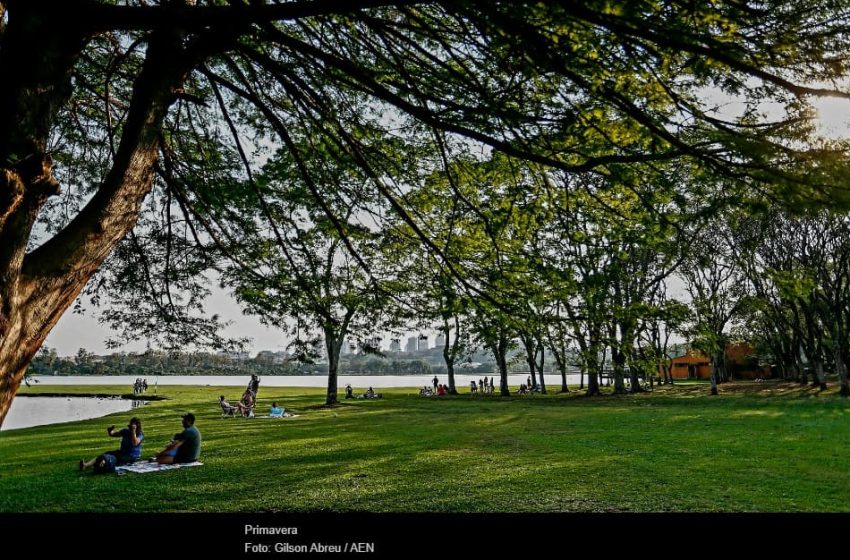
[
  {"left": 537, "top": 345, "right": 547, "bottom": 395},
  {"left": 442, "top": 323, "right": 458, "bottom": 395},
  {"left": 324, "top": 330, "right": 343, "bottom": 405},
  {"left": 796, "top": 356, "right": 807, "bottom": 384},
  {"left": 559, "top": 362, "right": 569, "bottom": 393},
  {"left": 585, "top": 349, "right": 602, "bottom": 396},
  {"left": 814, "top": 360, "right": 827, "bottom": 391},
  {"left": 714, "top": 349, "right": 726, "bottom": 384},
  {"left": 550, "top": 342, "right": 569, "bottom": 393},
  {"left": 0, "top": 8, "right": 86, "bottom": 426},
  {"left": 720, "top": 347, "right": 730, "bottom": 383},
  {"left": 522, "top": 335, "right": 536, "bottom": 390},
  {"left": 611, "top": 345, "right": 627, "bottom": 394},
  {"left": 663, "top": 362, "right": 674, "bottom": 385},
  {"left": 527, "top": 347, "right": 538, "bottom": 391},
  {"left": 710, "top": 362, "right": 718, "bottom": 395},
  {"left": 586, "top": 367, "right": 600, "bottom": 396},
  {"left": 620, "top": 323, "right": 643, "bottom": 394},
  {"left": 628, "top": 366, "right": 644, "bottom": 393},
  {"left": 0, "top": 10, "right": 187, "bottom": 427},
  {"left": 445, "top": 359, "right": 457, "bottom": 395},
  {"left": 493, "top": 335, "right": 510, "bottom": 396},
  {"left": 582, "top": 330, "right": 602, "bottom": 396},
  {"left": 834, "top": 342, "right": 849, "bottom": 397}
]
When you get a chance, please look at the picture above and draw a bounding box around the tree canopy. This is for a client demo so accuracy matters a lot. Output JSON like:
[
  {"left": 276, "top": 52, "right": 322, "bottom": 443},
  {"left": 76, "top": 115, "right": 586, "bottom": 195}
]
[{"left": 3, "top": 1, "right": 850, "bottom": 424}]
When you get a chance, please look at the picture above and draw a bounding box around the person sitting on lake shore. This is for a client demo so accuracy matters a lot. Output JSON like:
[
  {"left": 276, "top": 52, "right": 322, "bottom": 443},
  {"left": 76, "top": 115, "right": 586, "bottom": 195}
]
[{"left": 269, "top": 402, "right": 285, "bottom": 418}]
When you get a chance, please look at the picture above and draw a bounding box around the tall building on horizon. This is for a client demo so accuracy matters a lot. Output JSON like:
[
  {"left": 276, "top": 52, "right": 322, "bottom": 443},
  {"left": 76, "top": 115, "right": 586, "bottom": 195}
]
[
  {"left": 418, "top": 335, "right": 429, "bottom": 352},
  {"left": 405, "top": 336, "right": 417, "bottom": 353},
  {"left": 435, "top": 334, "right": 446, "bottom": 348},
  {"left": 389, "top": 339, "right": 401, "bottom": 352},
  {"left": 364, "top": 337, "right": 382, "bottom": 352}
]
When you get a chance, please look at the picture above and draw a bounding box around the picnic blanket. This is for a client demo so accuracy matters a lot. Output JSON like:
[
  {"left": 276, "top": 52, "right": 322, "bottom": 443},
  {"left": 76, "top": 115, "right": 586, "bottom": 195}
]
[
  {"left": 115, "top": 460, "right": 203, "bottom": 475},
  {"left": 260, "top": 413, "right": 300, "bottom": 419}
]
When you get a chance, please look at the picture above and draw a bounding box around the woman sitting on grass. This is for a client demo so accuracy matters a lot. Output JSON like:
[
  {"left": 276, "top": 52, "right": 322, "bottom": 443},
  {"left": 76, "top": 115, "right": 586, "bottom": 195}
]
[
  {"left": 79, "top": 417, "right": 143, "bottom": 471},
  {"left": 238, "top": 390, "right": 256, "bottom": 417},
  {"left": 269, "top": 402, "right": 285, "bottom": 418}
]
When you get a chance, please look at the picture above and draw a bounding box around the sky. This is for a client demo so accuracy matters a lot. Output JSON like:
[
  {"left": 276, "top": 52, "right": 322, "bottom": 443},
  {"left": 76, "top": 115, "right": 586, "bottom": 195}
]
[
  {"left": 42, "top": 96, "right": 850, "bottom": 356},
  {"left": 46, "top": 285, "right": 286, "bottom": 356}
]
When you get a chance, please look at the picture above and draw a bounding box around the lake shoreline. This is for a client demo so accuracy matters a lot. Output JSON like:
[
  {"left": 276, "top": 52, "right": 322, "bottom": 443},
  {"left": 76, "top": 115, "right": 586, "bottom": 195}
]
[{"left": 18, "top": 393, "right": 165, "bottom": 401}]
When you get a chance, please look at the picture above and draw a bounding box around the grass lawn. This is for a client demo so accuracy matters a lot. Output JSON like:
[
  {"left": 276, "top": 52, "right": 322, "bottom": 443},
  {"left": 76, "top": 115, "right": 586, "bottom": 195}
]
[{"left": 1, "top": 381, "right": 849, "bottom": 512}]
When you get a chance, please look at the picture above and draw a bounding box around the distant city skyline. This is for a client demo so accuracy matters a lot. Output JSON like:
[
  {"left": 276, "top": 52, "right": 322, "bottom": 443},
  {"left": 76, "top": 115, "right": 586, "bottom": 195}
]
[{"left": 44, "top": 286, "right": 444, "bottom": 356}]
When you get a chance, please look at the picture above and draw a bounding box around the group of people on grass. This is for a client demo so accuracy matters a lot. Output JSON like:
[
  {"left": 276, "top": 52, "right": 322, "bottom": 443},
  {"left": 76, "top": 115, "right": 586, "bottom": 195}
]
[
  {"left": 79, "top": 413, "right": 201, "bottom": 473},
  {"left": 470, "top": 377, "right": 496, "bottom": 394},
  {"left": 219, "top": 376, "right": 293, "bottom": 418},
  {"left": 420, "top": 383, "right": 450, "bottom": 396},
  {"left": 420, "top": 376, "right": 501, "bottom": 396},
  {"left": 219, "top": 374, "right": 261, "bottom": 417},
  {"left": 132, "top": 378, "right": 148, "bottom": 394},
  {"left": 345, "top": 383, "right": 382, "bottom": 399}
]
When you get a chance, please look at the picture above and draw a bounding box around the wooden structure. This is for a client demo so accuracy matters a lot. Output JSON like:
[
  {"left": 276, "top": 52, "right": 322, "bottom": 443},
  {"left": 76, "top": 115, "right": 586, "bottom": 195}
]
[
  {"left": 668, "top": 349, "right": 712, "bottom": 380},
  {"left": 725, "top": 342, "right": 771, "bottom": 380},
  {"left": 664, "top": 342, "right": 771, "bottom": 380}
]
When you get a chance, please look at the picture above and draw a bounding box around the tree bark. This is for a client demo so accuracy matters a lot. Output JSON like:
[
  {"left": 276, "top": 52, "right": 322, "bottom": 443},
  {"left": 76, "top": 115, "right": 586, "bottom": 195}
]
[
  {"left": 619, "top": 321, "right": 643, "bottom": 394},
  {"left": 493, "top": 334, "right": 510, "bottom": 396},
  {"left": 559, "top": 363, "right": 569, "bottom": 393},
  {"left": 814, "top": 360, "right": 827, "bottom": 391},
  {"left": 0, "top": 14, "right": 188, "bottom": 427},
  {"left": 524, "top": 337, "right": 538, "bottom": 391},
  {"left": 442, "top": 321, "right": 458, "bottom": 395},
  {"left": 585, "top": 345, "right": 602, "bottom": 396},
  {"left": 549, "top": 339, "right": 569, "bottom": 393},
  {"left": 710, "top": 363, "right": 718, "bottom": 395},
  {"left": 796, "top": 356, "right": 807, "bottom": 384},
  {"left": 324, "top": 329, "right": 343, "bottom": 405},
  {"left": 536, "top": 344, "right": 547, "bottom": 394},
  {"left": 835, "top": 344, "right": 849, "bottom": 397},
  {"left": 611, "top": 345, "right": 627, "bottom": 394}
]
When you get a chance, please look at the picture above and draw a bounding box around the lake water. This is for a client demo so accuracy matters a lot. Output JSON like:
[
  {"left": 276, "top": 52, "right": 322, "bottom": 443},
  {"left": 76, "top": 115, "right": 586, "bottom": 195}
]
[
  {"left": 2, "top": 396, "right": 145, "bottom": 432},
  {"left": 9, "top": 373, "right": 604, "bottom": 431},
  {"left": 31, "top": 373, "right": 587, "bottom": 389}
]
